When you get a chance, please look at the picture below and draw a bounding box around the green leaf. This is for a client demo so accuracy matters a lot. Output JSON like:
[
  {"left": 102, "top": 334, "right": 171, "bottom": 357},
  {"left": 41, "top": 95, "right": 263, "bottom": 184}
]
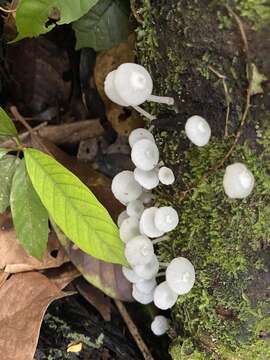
[
  {"left": 14, "top": 0, "right": 99, "bottom": 41},
  {"left": 0, "top": 149, "right": 8, "bottom": 160},
  {"left": 24, "top": 148, "right": 127, "bottom": 266},
  {"left": 10, "top": 160, "right": 49, "bottom": 260},
  {"left": 73, "top": 0, "right": 130, "bottom": 51},
  {"left": 0, "top": 107, "right": 18, "bottom": 137},
  {"left": 0, "top": 155, "right": 20, "bottom": 213}
]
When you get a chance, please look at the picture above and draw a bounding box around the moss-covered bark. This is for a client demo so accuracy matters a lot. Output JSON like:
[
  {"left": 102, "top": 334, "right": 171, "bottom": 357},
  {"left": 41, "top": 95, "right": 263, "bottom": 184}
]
[{"left": 132, "top": 0, "right": 270, "bottom": 358}]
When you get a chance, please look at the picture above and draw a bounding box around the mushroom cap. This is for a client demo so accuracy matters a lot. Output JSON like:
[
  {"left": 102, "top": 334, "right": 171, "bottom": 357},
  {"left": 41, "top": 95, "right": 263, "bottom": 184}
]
[
  {"left": 153, "top": 281, "right": 178, "bottom": 310},
  {"left": 125, "top": 235, "right": 154, "bottom": 266},
  {"left": 185, "top": 115, "right": 211, "bottom": 146},
  {"left": 134, "top": 167, "right": 159, "bottom": 190},
  {"left": 122, "top": 266, "right": 143, "bottom": 283},
  {"left": 134, "top": 254, "right": 160, "bottom": 280},
  {"left": 120, "top": 216, "right": 141, "bottom": 243},
  {"left": 166, "top": 257, "right": 195, "bottom": 295},
  {"left": 117, "top": 210, "right": 129, "bottom": 227},
  {"left": 132, "top": 284, "right": 154, "bottom": 304},
  {"left": 126, "top": 200, "right": 144, "bottom": 218},
  {"left": 223, "top": 162, "right": 255, "bottom": 199},
  {"left": 131, "top": 139, "right": 159, "bottom": 171},
  {"left": 114, "top": 63, "right": 153, "bottom": 106},
  {"left": 135, "top": 277, "right": 157, "bottom": 294},
  {"left": 151, "top": 315, "right": 169, "bottom": 336},
  {"left": 104, "top": 70, "right": 129, "bottom": 106},
  {"left": 154, "top": 206, "right": 179, "bottom": 233},
  {"left": 140, "top": 207, "right": 165, "bottom": 238},
  {"left": 129, "top": 128, "right": 155, "bottom": 148},
  {"left": 111, "top": 170, "right": 143, "bottom": 204},
  {"left": 158, "top": 167, "right": 175, "bottom": 185}
]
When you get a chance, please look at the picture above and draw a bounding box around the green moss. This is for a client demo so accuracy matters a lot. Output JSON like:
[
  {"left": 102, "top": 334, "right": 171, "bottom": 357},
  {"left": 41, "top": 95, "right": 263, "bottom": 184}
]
[
  {"left": 154, "top": 135, "right": 270, "bottom": 359},
  {"left": 236, "top": 0, "right": 270, "bottom": 30},
  {"left": 134, "top": 0, "right": 270, "bottom": 358}
]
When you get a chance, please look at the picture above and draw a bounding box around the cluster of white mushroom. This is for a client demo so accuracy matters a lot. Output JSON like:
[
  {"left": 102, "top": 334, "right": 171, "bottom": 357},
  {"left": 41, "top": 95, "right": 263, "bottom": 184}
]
[
  {"left": 111, "top": 127, "right": 195, "bottom": 336},
  {"left": 106, "top": 63, "right": 255, "bottom": 337}
]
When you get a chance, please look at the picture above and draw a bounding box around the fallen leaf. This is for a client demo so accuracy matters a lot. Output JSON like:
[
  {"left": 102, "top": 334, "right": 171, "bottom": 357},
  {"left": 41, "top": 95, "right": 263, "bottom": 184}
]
[
  {"left": 0, "top": 212, "right": 67, "bottom": 273},
  {"left": 95, "top": 34, "right": 144, "bottom": 134},
  {"left": 0, "top": 271, "right": 9, "bottom": 288},
  {"left": 67, "top": 342, "right": 83, "bottom": 353},
  {"left": 45, "top": 262, "right": 81, "bottom": 290},
  {"left": 6, "top": 36, "right": 72, "bottom": 117},
  {"left": 53, "top": 223, "right": 133, "bottom": 302},
  {"left": 250, "top": 63, "right": 268, "bottom": 96},
  {"left": 75, "top": 277, "right": 111, "bottom": 321},
  {"left": 0, "top": 272, "right": 68, "bottom": 360}
]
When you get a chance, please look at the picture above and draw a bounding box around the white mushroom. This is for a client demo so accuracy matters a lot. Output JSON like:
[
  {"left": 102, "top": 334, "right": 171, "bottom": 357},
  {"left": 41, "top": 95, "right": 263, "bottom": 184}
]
[
  {"left": 158, "top": 167, "right": 175, "bottom": 185},
  {"left": 153, "top": 281, "right": 178, "bottom": 310},
  {"left": 129, "top": 128, "right": 155, "bottom": 148},
  {"left": 134, "top": 167, "right": 159, "bottom": 190},
  {"left": 166, "top": 257, "right": 195, "bottom": 295},
  {"left": 140, "top": 207, "right": 165, "bottom": 238},
  {"left": 131, "top": 139, "right": 159, "bottom": 171},
  {"left": 132, "top": 284, "right": 154, "bottom": 304},
  {"left": 120, "top": 216, "right": 141, "bottom": 243},
  {"left": 125, "top": 235, "right": 154, "bottom": 266},
  {"left": 185, "top": 115, "right": 211, "bottom": 146},
  {"left": 151, "top": 315, "right": 170, "bottom": 336},
  {"left": 135, "top": 277, "right": 157, "bottom": 294},
  {"left": 117, "top": 210, "right": 129, "bottom": 227},
  {"left": 154, "top": 206, "right": 179, "bottom": 233},
  {"left": 111, "top": 170, "right": 142, "bottom": 204},
  {"left": 223, "top": 162, "right": 255, "bottom": 199},
  {"left": 104, "top": 70, "right": 129, "bottom": 106},
  {"left": 133, "top": 255, "right": 160, "bottom": 280},
  {"left": 122, "top": 266, "right": 143, "bottom": 283}
]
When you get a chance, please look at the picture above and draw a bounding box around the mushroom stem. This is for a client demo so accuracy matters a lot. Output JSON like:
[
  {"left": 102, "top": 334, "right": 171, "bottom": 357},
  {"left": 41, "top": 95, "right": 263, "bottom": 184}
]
[
  {"left": 156, "top": 271, "right": 166, "bottom": 278},
  {"left": 152, "top": 236, "right": 170, "bottom": 245},
  {"left": 147, "top": 94, "right": 175, "bottom": 106},
  {"left": 132, "top": 105, "right": 156, "bottom": 121},
  {"left": 159, "top": 262, "right": 169, "bottom": 268}
]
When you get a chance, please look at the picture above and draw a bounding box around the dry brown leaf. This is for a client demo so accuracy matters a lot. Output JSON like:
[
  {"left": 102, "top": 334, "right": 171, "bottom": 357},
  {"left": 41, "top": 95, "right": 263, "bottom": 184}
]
[
  {"left": 0, "top": 212, "right": 67, "bottom": 273},
  {"left": 0, "top": 272, "right": 68, "bottom": 360},
  {"left": 0, "top": 271, "right": 9, "bottom": 288},
  {"left": 45, "top": 262, "right": 81, "bottom": 290},
  {"left": 95, "top": 34, "right": 144, "bottom": 135}
]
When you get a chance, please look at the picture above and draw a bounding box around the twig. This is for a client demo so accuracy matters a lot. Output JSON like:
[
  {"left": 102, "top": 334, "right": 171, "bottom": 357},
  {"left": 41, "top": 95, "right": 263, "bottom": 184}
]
[
  {"left": 9, "top": 106, "right": 53, "bottom": 156},
  {"left": 114, "top": 300, "right": 154, "bottom": 360},
  {"left": 0, "top": 6, "right": 16, "bottom": 13},
  {"left": 0, "top": 122, "right": 48, "bottom": 148},
  {"left": 216, "top": 5, "right": 252, "bottom": 169},
  {"left": 208, "top": 66, "right": 231, "bottom": 138}
]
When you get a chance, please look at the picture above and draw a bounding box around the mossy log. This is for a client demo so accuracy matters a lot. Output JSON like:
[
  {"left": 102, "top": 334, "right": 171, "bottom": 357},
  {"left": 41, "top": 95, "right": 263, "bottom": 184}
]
[{"left": 132, "top": 0, "right": 270, "bottom": 358}]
